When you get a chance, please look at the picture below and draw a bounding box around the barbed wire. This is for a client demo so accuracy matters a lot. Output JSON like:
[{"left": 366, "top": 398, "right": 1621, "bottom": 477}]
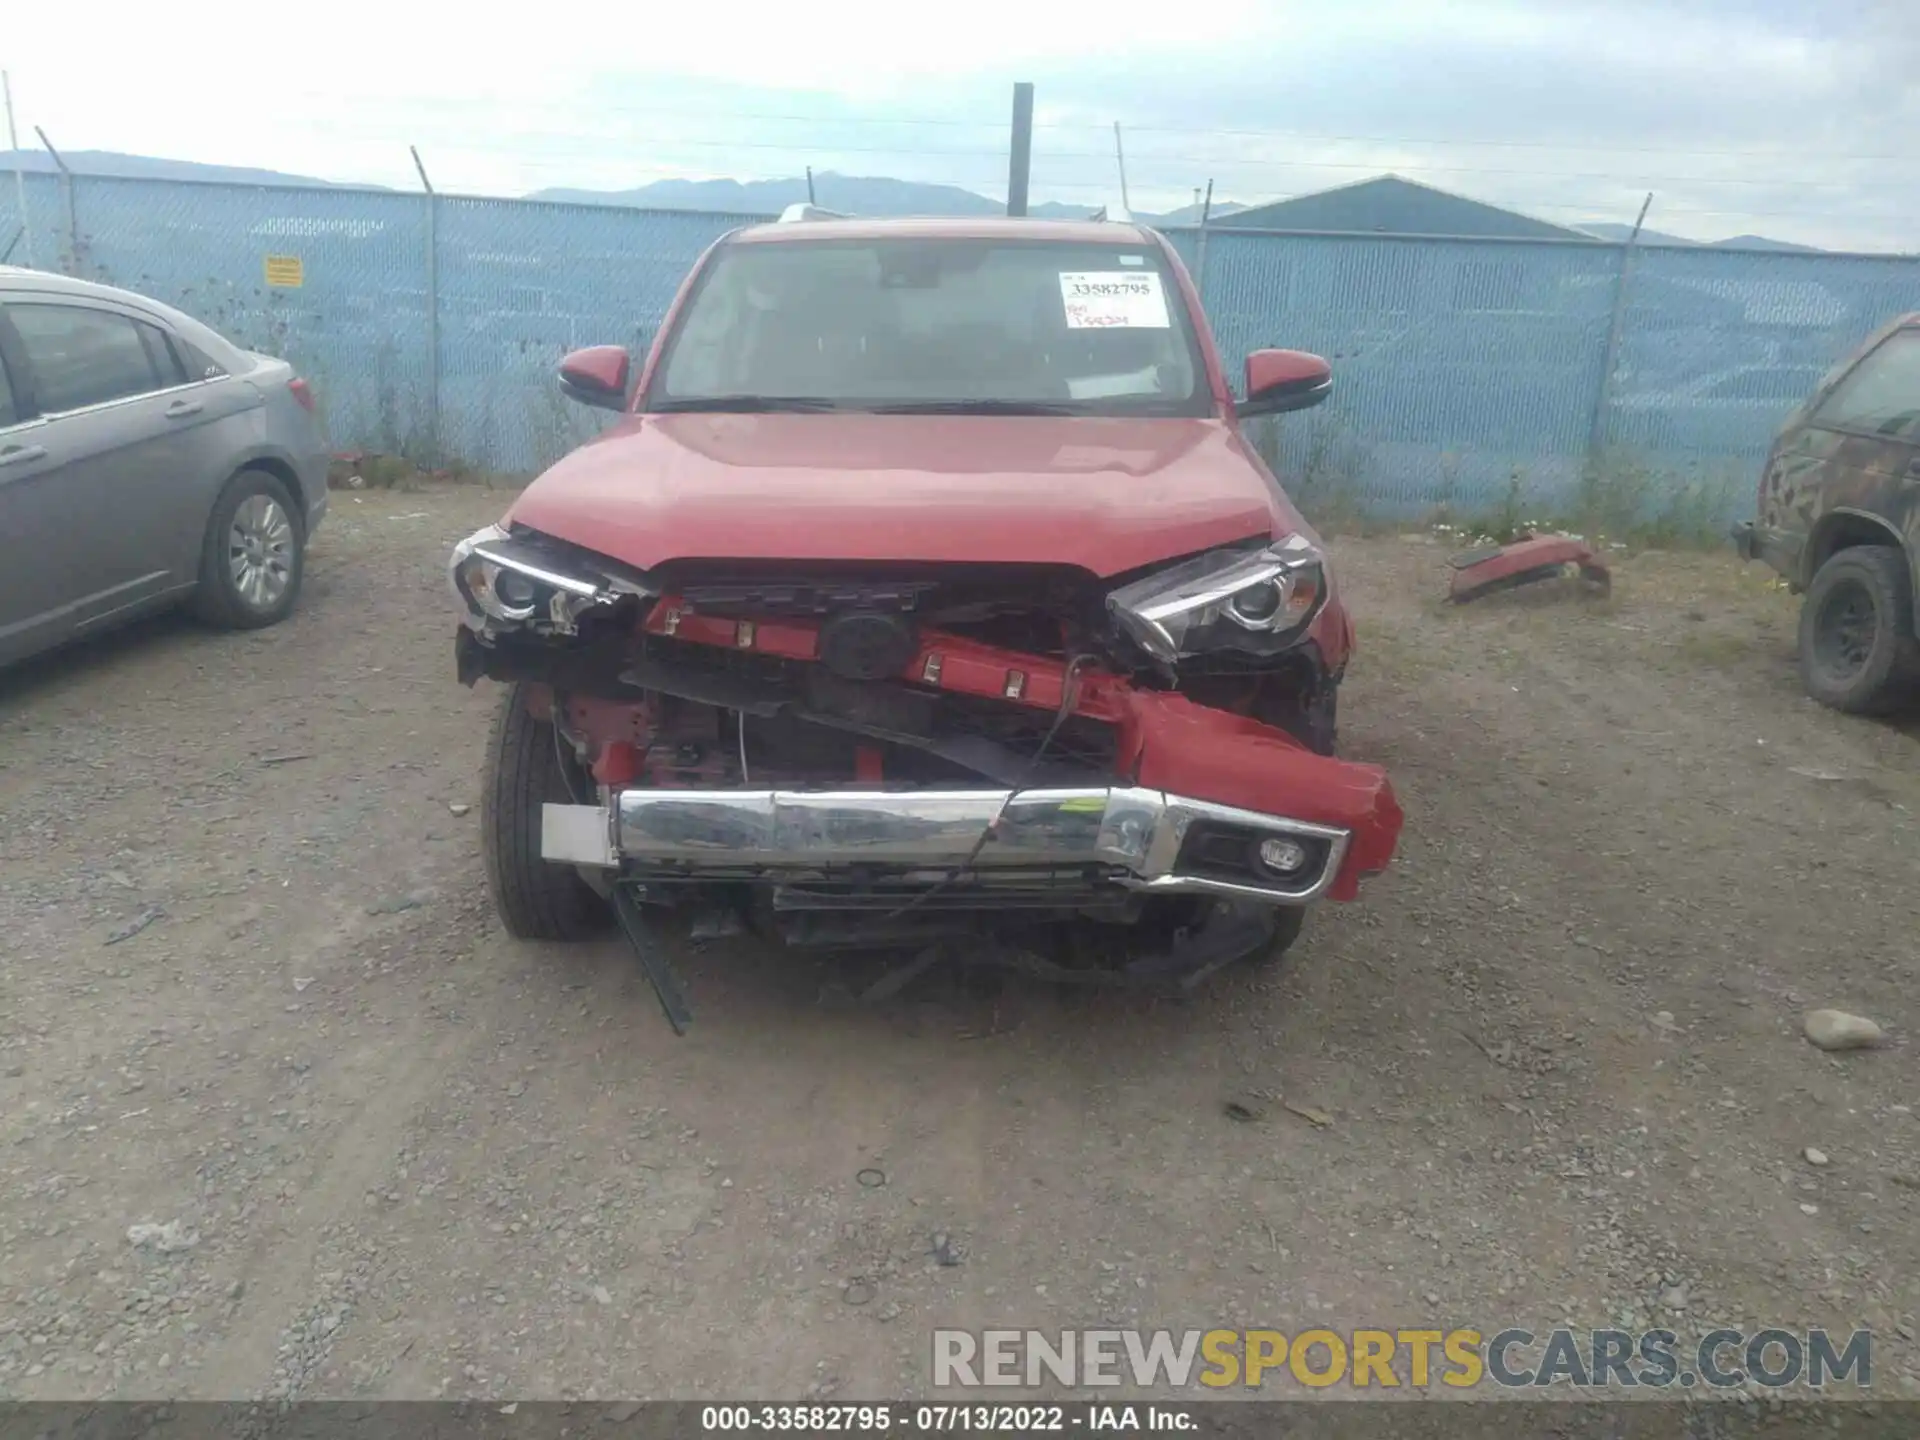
[{"left": 349, "top": 130, "right": 1919, "bottom": 190}]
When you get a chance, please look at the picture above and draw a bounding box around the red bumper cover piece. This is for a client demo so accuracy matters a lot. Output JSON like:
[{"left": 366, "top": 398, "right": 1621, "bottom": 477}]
[
  {"left": 1118, "top": 693, "right": 1401, "bottom": 901},
  {"left": 1448, "top": 535, "right": 1611, "bottom": 603},
  {"left": 643, "top": 597, "right": 1403, "bottom": 900}
]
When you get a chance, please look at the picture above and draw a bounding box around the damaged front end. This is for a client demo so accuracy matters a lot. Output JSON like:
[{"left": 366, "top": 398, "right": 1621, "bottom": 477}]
[{"left": 451, "top": 521, "right": 1401, "bottom": 1004}]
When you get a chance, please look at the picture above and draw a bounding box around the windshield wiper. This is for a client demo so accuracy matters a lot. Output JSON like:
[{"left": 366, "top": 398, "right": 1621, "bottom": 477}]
[
  {"left": 865, "top": 400, "right": 1080, "bottom": 416},
  {"left": 652, "top": 395, "right": 849, "bottom": 413}
]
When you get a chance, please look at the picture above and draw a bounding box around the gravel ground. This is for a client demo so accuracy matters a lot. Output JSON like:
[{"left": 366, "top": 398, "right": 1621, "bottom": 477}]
[{"left": 0, "top": 486, "right": 1914, "bottom": 1404}]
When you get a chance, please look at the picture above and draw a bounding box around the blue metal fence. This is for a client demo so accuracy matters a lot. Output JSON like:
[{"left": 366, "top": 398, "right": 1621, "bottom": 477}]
[{"left": 9, "top": 172, "right": 1919, "bottom": 517}]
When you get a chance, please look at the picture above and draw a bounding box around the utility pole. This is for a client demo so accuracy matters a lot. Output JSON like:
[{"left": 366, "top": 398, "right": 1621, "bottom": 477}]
[
  {"left": 1195, "top": 179, "right": 1215, "bottom": 300},
  {"left": 805, "top": 166, "right": 816, "bottom": 205},
  {"left": 1589, "top": 190, "right": 1655, "bottom": 465},
  {"left": 411, "top": 145, "right": 441, "bottom": 465},
  {"left": 35, "top": 125, "right": 73, "bottom": 274},
  {"left": 1006, "top": 82, "right": 1034, "bottom": 217},
  {"left": 1112, "top": 122, "right": 1131, "bottom": 217},
  {"left": 3, "top": 70, "right": 31, "bottom": 267}
]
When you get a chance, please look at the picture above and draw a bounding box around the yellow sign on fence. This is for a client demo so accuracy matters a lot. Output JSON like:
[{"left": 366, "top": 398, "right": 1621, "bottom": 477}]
[{"left": 263, "top": 254, "right": 304, "bottom": 289}]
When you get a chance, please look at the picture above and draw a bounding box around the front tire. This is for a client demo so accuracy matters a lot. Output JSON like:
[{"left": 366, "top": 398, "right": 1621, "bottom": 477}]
[
  {"left": 192, "top": 469, "right": 305, "bottom": 629},
  {"left": 1253, "top": 905, "right": 1307, "bottom": 966},
  {"left": 1263, "top": 680, "right": 1339, "bottom": 756},
  {"left": 1798, "top": 546, "right": 1920, "bottom": 715},
  {"left": 482, "top": 684, "right": 610, "bottom": 940}
]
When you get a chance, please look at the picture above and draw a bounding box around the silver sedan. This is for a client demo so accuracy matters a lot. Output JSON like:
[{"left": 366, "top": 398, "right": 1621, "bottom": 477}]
[{"left": 0, "top": 267, "right": 329, "bottom": 667}]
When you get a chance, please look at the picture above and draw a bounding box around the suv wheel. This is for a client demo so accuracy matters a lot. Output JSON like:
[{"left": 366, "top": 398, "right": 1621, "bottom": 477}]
[
  {"left": 1254, "top": 904, "right": 1307, "bottom": 965},
  {"left": 1798, "top": 545, "right": 1920, "bottom": 714},
  {"left": 1262, "top": 680, "right": 1339, "bottom": 756},
  {"left": 482, "top": 684, "right": 611, "bottom": 940}
]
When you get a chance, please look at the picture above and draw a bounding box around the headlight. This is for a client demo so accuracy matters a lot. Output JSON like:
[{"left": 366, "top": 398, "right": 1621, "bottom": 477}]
[
  {"left": 1106, "top": 534, "right": 1326, "bottom": 663},
  {"left": 450, "top": 523, "right": 651, "bottom": 634}
]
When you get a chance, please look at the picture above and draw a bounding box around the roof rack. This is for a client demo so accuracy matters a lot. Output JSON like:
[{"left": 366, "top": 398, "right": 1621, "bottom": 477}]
[{"left": 776, "top": 203, "right": 850, "bottom": 223}]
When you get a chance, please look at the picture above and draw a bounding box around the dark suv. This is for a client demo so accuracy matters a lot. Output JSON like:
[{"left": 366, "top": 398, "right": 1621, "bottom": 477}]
[{"left": 1734, "top": 313, "right": 1920, "bottom": 714}]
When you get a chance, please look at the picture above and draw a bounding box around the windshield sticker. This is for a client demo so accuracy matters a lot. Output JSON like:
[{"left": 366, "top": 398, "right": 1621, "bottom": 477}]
[
  {"left": 1068, "top": 366, "right": 1162, "bottom": 400},
  {"left": 1059, "top": 272, "right": 1171, "bottom": 329}
]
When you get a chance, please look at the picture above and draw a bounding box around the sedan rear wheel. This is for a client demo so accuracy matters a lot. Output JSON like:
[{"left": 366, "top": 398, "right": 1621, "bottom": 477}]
[{"left": 192, "top": 470, "right": 305, "bottom": 629}]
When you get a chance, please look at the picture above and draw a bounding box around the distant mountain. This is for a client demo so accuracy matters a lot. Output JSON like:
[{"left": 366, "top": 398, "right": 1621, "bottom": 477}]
[
  {"left": 1580, "top": 220, "right": 1819, "bottom": 252},
  {"left": 1709, "top": 234, "right": 1823, "bottom": 253},
  {"left": 1581, "top": 222, "right": 1699, "bottom": 247},
  {"left": 1151, "top": 199, "right": 1247, "bottom": 226},
  {"left": 528, "top": 171, "right": 1230, "bottom": 224},
  {"left": 531, "top": 173, "right": 1005, "bottom": 217},
  {"left": 0, "top": 150, "right": 1291, "bottom": 229},
  {"left": 0, "top": 149, "right": 368, "bottom": 189}
]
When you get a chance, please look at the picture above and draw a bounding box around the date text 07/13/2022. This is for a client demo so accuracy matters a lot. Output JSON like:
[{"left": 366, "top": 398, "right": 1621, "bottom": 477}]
[{"left": 698, "top": 1404, "right": 1195, "bottom": 1432}]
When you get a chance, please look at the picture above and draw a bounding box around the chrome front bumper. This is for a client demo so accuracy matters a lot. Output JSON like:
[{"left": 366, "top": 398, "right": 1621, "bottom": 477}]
[{"left": 541, "top": 786, "right": 1351, "bottom": 904}]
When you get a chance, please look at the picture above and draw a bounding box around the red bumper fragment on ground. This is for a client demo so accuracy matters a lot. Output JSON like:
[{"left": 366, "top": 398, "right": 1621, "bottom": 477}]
[{"left": 1448, "top": 535, "right": 1611, "bottom": 604}]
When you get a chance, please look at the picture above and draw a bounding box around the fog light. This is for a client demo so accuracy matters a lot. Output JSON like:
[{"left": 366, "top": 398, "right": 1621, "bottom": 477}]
[{"left": 1256, "top": 836, "right": 1310, "bottom": 875}]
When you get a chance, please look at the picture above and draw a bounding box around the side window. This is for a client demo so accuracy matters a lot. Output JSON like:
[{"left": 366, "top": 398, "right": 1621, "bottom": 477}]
[
  {"left": 9, "top": 303, "right": 164, "bottom": 413},
  {"left": 175, "top": 338, "right": 228, "bottom": 381},
  {"left": 0, "top": 352, "right": 18, "bottom": 428},
  {"left": 138, "top": 322, "right": 189, "bottom": 388},
  {"left": 1814, "top": 331, "right": 1920, "bottom": 437}
]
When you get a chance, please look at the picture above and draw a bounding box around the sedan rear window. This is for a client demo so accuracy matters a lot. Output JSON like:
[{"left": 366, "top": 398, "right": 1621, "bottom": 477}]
[
  {"left": 652, "top": 237, "right": 1209, "bottom": 417},
  {"left": 9, "top": 303, "right": 168, "bottom": 414}
]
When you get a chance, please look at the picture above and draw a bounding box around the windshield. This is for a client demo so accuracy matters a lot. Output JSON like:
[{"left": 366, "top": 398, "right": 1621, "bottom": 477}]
[{"left": 648, "top": 236, "right": 1211, "bottom": 417}]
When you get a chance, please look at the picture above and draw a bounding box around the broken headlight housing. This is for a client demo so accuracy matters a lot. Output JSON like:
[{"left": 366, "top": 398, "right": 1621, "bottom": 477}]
[
  {"left": 450, "top": 523, "right": 652, "bottom": 635},
  {"left": 1106, "top": 533, "right": 1327, "bottom": 663}
]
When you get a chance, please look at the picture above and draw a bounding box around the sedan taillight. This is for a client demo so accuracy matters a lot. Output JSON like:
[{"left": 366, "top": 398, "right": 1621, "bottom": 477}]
[{"left": 288, "top": 377, "right": 316, "bottom": 413}]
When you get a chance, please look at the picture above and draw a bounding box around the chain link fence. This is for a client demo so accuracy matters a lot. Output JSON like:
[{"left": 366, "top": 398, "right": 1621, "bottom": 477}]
[{"left": 9, "top": 172, "right": 1919, "bottom": 521}]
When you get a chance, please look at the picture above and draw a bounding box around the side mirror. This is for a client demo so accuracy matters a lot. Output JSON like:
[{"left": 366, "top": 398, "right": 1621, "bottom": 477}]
[
  {"left": 558, "top": 345, "right": 631, "bottom": 411},
  {"left": 1237, "top": 349, "right": 1332, "bottom": 420}
]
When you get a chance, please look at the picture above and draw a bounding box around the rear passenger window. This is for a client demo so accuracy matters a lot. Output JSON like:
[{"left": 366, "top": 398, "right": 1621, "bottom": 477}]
[
  {"left": 138, "top": 322, "right": 188, "bottom": 388},
  {"left": 175, "top": 339, "right": 228, "bottom": 381},
  {"left": 0, "top": 354, "right": 18, "bottom": 428},
  {"left": 9, "top": 303, "right": 164, "bottom": 413}
]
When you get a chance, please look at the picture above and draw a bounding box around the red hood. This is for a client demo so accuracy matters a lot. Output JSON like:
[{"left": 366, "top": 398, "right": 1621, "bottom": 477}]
[{"left": 506, "top": 413, "right": 1305, "bottom": 577}]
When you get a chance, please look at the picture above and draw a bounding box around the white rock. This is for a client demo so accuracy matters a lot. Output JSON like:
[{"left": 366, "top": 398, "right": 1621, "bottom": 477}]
[
  {"left": 1804, "top": 1147, "right": 1830, "bottom": 1167},
  {"left": 448, "top": 803, "right": 472, "bottom": 817},
  {"left": 126, "top": 1220, "right": 199, "bottom": 1253},
  {"left": 1804, "top": 1010, "right": 1884, "bottom": 1052}
]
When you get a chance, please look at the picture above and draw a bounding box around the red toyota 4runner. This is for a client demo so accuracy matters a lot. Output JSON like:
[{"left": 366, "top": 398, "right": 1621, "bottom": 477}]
[{"left": 450, "top": 214, "right": 1401, "bottom": 1024}]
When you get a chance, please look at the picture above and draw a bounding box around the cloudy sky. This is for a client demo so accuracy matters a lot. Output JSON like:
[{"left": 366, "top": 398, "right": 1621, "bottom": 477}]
[{"left": 6, "top": 0, "right": 1918, "bottom": 249}]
